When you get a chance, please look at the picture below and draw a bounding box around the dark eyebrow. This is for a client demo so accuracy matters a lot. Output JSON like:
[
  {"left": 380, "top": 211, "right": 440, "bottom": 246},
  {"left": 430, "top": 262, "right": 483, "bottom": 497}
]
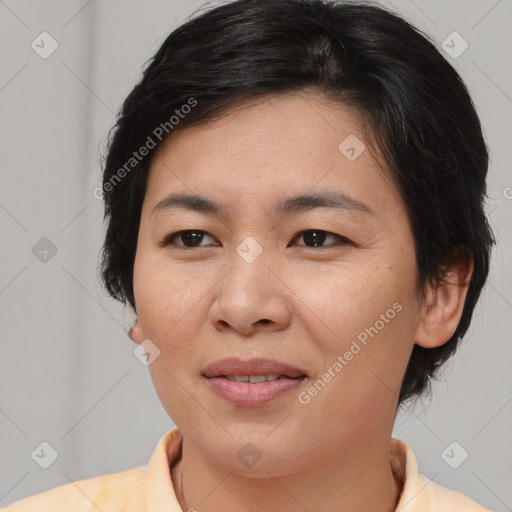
[
  {"left": 150, "top": 191, "right": 375, "bottom": 219},
  {"left": 276, "top": 190, "right": 375, "bottom": 217}
]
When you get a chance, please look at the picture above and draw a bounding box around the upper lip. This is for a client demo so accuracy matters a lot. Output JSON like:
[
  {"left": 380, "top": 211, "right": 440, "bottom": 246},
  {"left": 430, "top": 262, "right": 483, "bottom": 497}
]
[{"left": 202, "top": 357, "right": 307, "bottom": 378}]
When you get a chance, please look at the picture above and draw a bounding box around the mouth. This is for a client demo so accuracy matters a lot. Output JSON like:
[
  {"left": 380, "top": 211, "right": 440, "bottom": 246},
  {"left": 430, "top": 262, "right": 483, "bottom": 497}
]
[
  {"left": 203, "top": 374, "right": 307, "bottom": 406},
  {"left": 202, "top": 357, "right": 308, "bottom": 407},
  {"left": 201, "top": 357, "right": 308, "bottom": 406}
]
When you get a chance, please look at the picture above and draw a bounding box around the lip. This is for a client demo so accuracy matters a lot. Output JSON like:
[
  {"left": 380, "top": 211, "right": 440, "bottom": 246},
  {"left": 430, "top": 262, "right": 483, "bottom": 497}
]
[
  {"left": 201, "top": 357, "right": 308, "bottom": 378},
  {"left": 204, "top": 376, "right": 307, "bottom": 406},
  {"left": 201, "top": 357, "right": 308, "bottom": 407}
]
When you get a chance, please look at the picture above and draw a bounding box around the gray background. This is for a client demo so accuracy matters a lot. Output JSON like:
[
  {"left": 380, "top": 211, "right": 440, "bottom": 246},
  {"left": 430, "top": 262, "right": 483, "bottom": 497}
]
[{"left": 0, "top": 0, "right": 510, "bottom": 510}]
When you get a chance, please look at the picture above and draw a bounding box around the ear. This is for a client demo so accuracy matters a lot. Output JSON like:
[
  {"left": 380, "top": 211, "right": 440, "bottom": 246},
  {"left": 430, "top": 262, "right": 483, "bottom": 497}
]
[
  {"left": 128, "top": 318, "right": 145, "bottom": 345},
  {"left": 413, "top": 255, "right": 473, "bottom": 349}
]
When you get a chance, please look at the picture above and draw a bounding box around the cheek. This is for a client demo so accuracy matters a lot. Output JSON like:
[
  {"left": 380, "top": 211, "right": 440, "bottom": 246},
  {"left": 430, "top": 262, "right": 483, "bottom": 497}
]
[
  {"left": 134, "top": 248, "right": 206, "bottom": 337},
  {"left": 133, "top": 257, "right": 209, "bottom": 421},
  {"left": 293, "top": 261, "right": 410, "bottom": 350},
  {"left": 290, "top": 258, "right": 417, "bottom": 413}
]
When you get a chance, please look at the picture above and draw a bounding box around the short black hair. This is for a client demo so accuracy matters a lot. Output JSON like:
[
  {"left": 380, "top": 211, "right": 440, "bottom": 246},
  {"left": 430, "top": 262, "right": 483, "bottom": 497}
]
[{"left": 99, "top": 0, "right": 495, "bottom": 404}]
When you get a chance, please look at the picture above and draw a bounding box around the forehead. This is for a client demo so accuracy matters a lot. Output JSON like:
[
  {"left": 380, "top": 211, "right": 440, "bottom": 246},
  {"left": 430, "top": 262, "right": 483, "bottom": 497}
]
[{"left": 143, "top": 91, "right": 401, "bottom": 220}]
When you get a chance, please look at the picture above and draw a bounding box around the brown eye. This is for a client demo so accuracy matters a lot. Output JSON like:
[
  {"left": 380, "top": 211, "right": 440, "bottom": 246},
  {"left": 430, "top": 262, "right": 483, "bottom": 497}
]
[
  {"left": 159, "top": 230, "right": 217, "bottom": 248},
  {"left": 293, "top": 230, "right": 352, "bottom": 248}
]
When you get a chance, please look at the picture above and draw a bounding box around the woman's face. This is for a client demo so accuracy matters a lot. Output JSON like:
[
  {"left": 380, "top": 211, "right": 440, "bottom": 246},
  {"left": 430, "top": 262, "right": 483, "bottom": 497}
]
[{"left": 131, "top": 91, "right": 423, "bottom": 476}]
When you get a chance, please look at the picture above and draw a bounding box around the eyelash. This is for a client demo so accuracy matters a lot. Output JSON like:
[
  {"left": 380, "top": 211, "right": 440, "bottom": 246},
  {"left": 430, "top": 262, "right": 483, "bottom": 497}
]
[{"left": 158, "top": 229, "right": 353, "bottom": 250}]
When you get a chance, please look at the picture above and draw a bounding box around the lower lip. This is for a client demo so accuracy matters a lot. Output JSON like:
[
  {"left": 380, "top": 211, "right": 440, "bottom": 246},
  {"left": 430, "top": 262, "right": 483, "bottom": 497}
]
[{"left": 204, "top": 376, "right": 306, "bottom": 406}]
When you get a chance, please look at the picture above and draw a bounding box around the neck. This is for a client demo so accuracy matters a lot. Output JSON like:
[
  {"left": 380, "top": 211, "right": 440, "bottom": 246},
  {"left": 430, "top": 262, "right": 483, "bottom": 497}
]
[{"left": 171, "top": 430, "right": 403, "bottom": 512}]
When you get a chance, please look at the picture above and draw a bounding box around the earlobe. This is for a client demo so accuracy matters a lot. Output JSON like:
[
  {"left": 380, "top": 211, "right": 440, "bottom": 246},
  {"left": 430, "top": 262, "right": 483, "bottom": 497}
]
[
  {"left": 128, "top": 318, "right": 145, "bottom": 345},
  {"left": 414, "top": 258, "right": 473, "bottom": 349}
]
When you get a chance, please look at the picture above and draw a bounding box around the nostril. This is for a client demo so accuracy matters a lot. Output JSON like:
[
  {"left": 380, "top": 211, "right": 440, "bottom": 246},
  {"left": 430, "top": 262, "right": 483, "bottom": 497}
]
[{"left": 259, "top": 319, "right": 271, "bottom": 325}]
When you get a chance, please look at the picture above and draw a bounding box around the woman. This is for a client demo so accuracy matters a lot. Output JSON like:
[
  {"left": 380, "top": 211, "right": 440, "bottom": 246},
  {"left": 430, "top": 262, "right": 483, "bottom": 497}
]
[{"left": 2, "top": 0, "right": 496, "bottom": 510}]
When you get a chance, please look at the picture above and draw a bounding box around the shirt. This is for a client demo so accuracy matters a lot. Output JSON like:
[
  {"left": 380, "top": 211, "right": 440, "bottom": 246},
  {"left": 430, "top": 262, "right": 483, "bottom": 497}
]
[{"left": 1, "top": 427, "right": 492, "bottom": 511}]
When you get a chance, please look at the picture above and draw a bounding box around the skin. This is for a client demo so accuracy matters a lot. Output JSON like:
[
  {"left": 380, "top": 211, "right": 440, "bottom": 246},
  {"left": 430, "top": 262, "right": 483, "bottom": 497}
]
[{"left": 129, "top": 90, "right": 472, "bottom": 512}]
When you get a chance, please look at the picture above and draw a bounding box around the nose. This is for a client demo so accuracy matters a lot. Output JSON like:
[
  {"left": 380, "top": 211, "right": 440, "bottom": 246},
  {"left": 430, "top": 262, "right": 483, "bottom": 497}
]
[{"left": 209, "top": 246, "right": 292, "bottom": 337}]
